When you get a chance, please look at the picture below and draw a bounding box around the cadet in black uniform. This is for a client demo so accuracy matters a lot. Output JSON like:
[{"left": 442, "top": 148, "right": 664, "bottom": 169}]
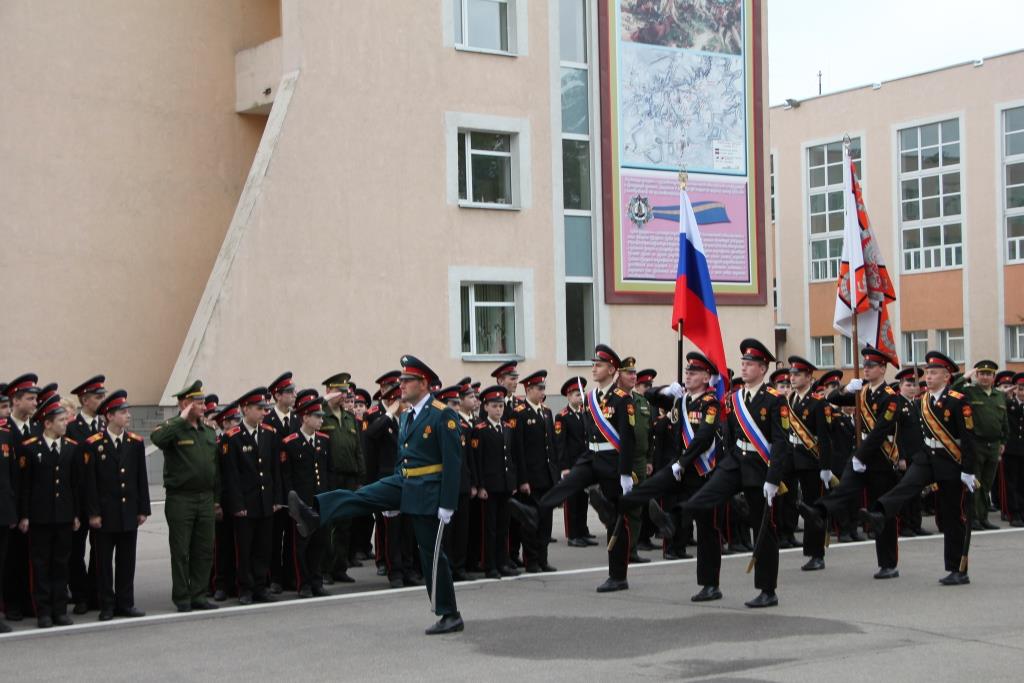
[
  {"left": 894, "top": 367, "right": 929, "bottom": 536},
  {"left": 17, "top": 395, "right": 82, "bottom": 628},
  {"left": 769, "top": 367, "right": 800, "bottom": 550},
  {"left": 280, "top": 391, "right": 333, "bottom": 597},
  {"left": 0, "top": 413, "right": 15, "bottom": 633},
  {"left": 800, "top": 347, "right": 910, "bottom": 580},
  {"left": 471, "top": 385, "right": 518, "bottom": 578},
  {"left": 554, "top": 377, "right": 594, "bottom": 547},
  {"left": 82, "top": 390, "right": 150, "bottom": 620},
  {"left": 510, "top": 370, "right": 559, "bottom": 573},
  {"left": 264, "top": 372, "right": 298, "bottom": 594},
  {"left": 1005, "top": 374, "right": 1024, "bottom": 527},
  {"left": 862, "top": 351, "right": 977, "bottom": 585},
  {"left": 66, "top": 375, "right": 107, "bottom": 615},
  {"left": 4, "top": 374, "right": 42, "bottom": 622},
  {"left": 674, "top": 339, "right": 790, "bottom": 608},
  {"left": 782, "top": 357, "right": 834, "bottom": 571},
  {"left": 436, "top": 385, "right": 476, "bottom": 581},
  {"left": 604, "top": 352, "right": 724, "bottom": 601},
  {"left": 221, "top": 388, "right": 282, "bottom": 604},
  {"left": 512, "top": 345, "right": 636, "bottom": 593},
  {"left": 210, "top": 401, "right": 239, "bottom": 601}
]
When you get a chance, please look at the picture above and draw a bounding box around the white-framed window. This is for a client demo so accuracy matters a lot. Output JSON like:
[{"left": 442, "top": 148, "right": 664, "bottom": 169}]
[
  {"left": 459, "top": 131, "right": 513, "bottom": 206},
  {"left": 559, "top": 0, "right": 596, "bottom": 363},
  {"left": 811, "top": 336, "right": 836, "bottom": 368},
  {"left": 937, "top": 328, "right": 965, "bottom": 364},
  {"left": 898, "top": 118, "right": 963, "bottom": 272},
  {"left": 1007, "top": 325, "right": 1024, "bottom": 361},
  {"left": 460, "top": 283, "right": 519, "bottom": 357},
  {"left": 770, "top": 153, "right": 776, "bottom": 222},
  {"left": 841, "top": 336, "right": 854, "bottom": 368},
  {"left": 1004, "top": 106, "right": 1024, "bottom": 262},
  {"left": 807, "top": 138, "right": 861, "bottom": 281},
  {"left": 446, "top": 112, "right": 531, "bottom": 209},
  {"left": 454, "top": 0, "right": 517, "bottom": 54},
  {"left": 902, "top": 330, "right": 928, "bottom": 366}
]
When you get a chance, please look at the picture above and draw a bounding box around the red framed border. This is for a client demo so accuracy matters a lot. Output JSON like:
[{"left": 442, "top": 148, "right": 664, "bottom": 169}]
[{"left": 598, "top": 0, "right": 767, "bottom": 306}]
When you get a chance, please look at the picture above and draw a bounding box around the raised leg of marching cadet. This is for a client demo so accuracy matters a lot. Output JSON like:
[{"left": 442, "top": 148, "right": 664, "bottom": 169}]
[
  {"left": 537, "top": 457, "right": 628, "bottom": 591},
  {"left": 235, "top": 515, "right": 274, "bottom": 602},
  {"left": 315, "top": 476, "right": 403, "bottom": 524}
]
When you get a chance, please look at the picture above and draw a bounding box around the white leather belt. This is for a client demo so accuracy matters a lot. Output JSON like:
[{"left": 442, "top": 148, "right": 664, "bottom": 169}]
[
  {"left": 589, "top": 442, "right": 616, "bottom": 452},
  {"left": 788, "top": 434, "right": 802, "bottom": 445},
  {"left": 924, "top": 437, "right": 959, "bottom": 450},
  {"left": 735, "top": 439, "right": 757, "bottom": 453}
]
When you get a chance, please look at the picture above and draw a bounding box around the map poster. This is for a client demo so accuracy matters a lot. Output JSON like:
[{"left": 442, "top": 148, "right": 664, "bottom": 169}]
[{"left": 600, "top": 0, "right": 767, "bottom": 305}]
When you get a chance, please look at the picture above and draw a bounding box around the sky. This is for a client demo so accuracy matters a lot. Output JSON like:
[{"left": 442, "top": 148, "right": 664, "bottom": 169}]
[{"left": 767, "top": 0, "right": 1024, "bottom": 105}]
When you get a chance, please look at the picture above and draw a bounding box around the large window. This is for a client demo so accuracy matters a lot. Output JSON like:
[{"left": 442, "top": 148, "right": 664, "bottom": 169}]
[
  {"left": 898, "top": 119, "right": 963, "bottom": 271},
  {"left": 902, "top": 330, "right": 928, "bottom": 366},
  {"left": 807, "top": 138, "right": 861, "bottom": 281},
  {"left": 1008, "top": 325, "right": 1024, "bottom": 361},
  {"left": 1005, "top": 107, "right": 1024, "bottom": 262},
  {"left": 811, "top": 336, "right": 836, "bottom": 368},
  {"left": 454, "top": 0, "right": 512, "bottom": 53},
  {"left": 461, "top": 283, "right": 519, "bottom": 356},
  {"left": 937, "top": 328, "right": 965, "bottom": 364},
  {"left": 841, "top": 336, "right": 854, "bottom": 368},
  {"left": 559, "top": 0, "right": 595, "bottom": 362},
  {"left": 458, "top": 131, "right": 514, "bottom": 206}
]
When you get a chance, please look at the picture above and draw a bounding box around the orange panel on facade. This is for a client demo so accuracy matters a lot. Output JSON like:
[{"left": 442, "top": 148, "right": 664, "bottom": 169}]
[
  {"left": 1005, "top": 265, "right": 1024, "bottom": 325},
  {"left": 808, "top": 282, "right": 837, "bottom": 336},
  {"left": 899, "top": 271, "right": 963, "bottom": 331}
]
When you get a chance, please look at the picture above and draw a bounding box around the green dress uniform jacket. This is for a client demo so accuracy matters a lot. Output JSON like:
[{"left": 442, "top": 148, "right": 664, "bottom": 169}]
[{"left": 151, "top": 417, "right": 219, "bottom": 497}]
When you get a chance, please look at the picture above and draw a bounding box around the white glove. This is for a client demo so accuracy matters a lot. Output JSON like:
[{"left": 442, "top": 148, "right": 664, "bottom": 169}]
[
  {"left": 660, "top": 382, "right": 685, "bottom": 399},
  {"left": 820, "top": 470, "right": 834, "bottom": 488},
  {"left": 382, "top": 510, "right": 400, "bottom": 518},
  {"left": 437, "top": 507, "right": 454, "bottom": 525},
  {"left": 960, "top": 472, "right": 976, "bottom": 492},
  {"left": 620, "top": 475, "right": 634, "bottom": 495},
  {"left": 851, "top": 457, "right": 867, "bottom": 473},
  {"left": 671, "top": 462, "right": 683, "bottom": 481},
  {"left": 763, "top": 482, "right": 779, "bottom": 507},
  {"left": 845, "top": 379, "right": 863, "bottom": 393}
]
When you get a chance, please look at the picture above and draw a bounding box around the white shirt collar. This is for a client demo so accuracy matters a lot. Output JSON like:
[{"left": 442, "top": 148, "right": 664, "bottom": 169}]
[
  {"left": 526, "top": 398, "right": 543, "bottom": 412},
  {"left": 274, "top": 407, "right": 291, "bottom": 423},
  {"left": 43, "top": 434, "right": 61, "bottom": 450},
  {"left": 107, "top": 427, "right": 125, "bottom": 442},
  {"left": 409, "top": 393, "right": 430, "bottom": 416},
  {"left": 744, "top": 381, "right": 764, "bottom": 397},
  {"left": 11, "top": 415, "right": 30, "bottom": 432},
  {"left": 488, "top": 416, "right": 503, "bottom": 428},
  {"left": 930, "top": 386, "right": 946, "bottom": 401},
  {"left": 243, "top": 420, "right": 261, "bottom": 438}
]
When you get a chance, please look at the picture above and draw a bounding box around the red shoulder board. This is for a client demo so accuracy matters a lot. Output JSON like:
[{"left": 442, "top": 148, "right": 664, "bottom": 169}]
[
  {"left": 282, "top": 433, "right": 300, "bottom": 444},
  {"left": 948, "top": 390, "right": 964, "bottom": 400},
  {"left": 22, "top": 436, "right": 38, "bottom": 446},
  {"left": 884, "top": 385, "right": 897, "bottom": 396},
  {"left": 315, "top": 431, "right": 329, "bottom": 439},
  {"left": 474, "top": 421, "right": 487, "bottom": 429},
  {"left": 765, "top": 386, "right": 780, "bottom": 396},
  {"left": 367, "top": 405, "right": 380, "bottom": 415},
  {"left": 613, "top": 388, "right": 628, "bottom": 397},
  {"left": 127, "top": 432, "right": 144, "bottom": 442},
  {"left": 86, "top": 432, "right": 105, "bottom": 444},
  {"left": 225, "top": 426, "right": 242, "bottom": 437},
  {"left": 65, "top": 437, "right": 78, "bottom": 446},
  {"left": 260, "top": 423, "right": 276, "bottom": 433}
]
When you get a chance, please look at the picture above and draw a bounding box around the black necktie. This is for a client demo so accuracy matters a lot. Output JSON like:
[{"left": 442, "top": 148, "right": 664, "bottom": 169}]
[
  {"left": 23, "top": 425, "right": 30, "bottom": 438},
  {"left": 745, "top": 391, "right": 753, "bottom": 406},
  {"left": 115, "top": 437, "right": 122, "bottom": 451},
  {"left": 51, "top": 442, "right": 59, "bottom": 456}
]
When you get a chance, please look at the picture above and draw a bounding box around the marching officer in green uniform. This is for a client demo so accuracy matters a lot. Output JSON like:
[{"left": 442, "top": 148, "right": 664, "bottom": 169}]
[
  {"left": 150, "top": 380, "right": 220, "bottom": 612},
  {"left": 320, "top": 373, "right": 364, "bottom": 583},
  {"left": 290, "top": 355, "right": 465, "bottom": 635},
  {"left": 616, "top": 357, "right": 651, "bottom": 564},
  {"left": 954, "top": 360, "right": 1009, "bottom": 529}
]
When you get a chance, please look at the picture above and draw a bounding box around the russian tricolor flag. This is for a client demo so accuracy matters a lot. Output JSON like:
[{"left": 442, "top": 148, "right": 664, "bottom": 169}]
[{"left": 672, "top": 190, "right": 728, "bottom": 399}]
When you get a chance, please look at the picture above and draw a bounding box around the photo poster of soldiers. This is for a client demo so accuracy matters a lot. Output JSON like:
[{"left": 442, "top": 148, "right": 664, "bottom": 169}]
[{"left": 602, "top": 0, "right": 765, "bottom": 303}]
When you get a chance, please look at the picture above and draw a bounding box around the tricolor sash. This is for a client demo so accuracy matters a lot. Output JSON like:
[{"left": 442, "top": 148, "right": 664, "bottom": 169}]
[
  {"left": 859, "top": 387, "right": 899, "bottom": 464},
  {"left": 682, "top": 398, "right": 717, "bottom": 475},
  {"left": 587, "top": 388, "right": 621, "bottom": 452},
  {"left": 920, "top": 394, "right": 962, "bottom": 464},
  {"left": 788, "top": 403, "right": 820, "bottom": 457},
  {"left": 733, "top": 389, "right": 770, "bottom": 465}
]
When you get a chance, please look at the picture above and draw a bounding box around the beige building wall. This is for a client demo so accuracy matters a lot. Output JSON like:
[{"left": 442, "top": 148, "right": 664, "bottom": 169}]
[
  {"left": 0, "top": 0, "right": 280, "bottom": 402},
  {"left": 770, "top": 50, "right": 1024, "bottom": 375},
  {"left": 167, "top": 0, "right": 774, "bottom": 402}
]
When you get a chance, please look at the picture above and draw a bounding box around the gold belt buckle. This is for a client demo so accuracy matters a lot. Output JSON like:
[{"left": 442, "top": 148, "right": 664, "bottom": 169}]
[{"left": 400, "top": 467, "right": 408, "bottom": 477}]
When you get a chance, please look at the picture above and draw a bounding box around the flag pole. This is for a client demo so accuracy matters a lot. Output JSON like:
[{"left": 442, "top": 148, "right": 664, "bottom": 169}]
[{"left": 844, "top": 134, "right": 863, "bottom": 448}]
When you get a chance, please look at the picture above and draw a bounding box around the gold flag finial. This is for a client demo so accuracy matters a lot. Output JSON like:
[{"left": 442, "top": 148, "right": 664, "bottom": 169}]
[{"left": 678, "top": 168, "right": 688, "bottom": 191}]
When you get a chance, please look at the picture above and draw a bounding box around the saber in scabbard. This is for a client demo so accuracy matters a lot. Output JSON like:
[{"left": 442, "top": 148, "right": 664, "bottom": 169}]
[
  {"left": 430, "top": 518, "right": 445, "bottom": 612},
  {"left": 959, "top": 477, "right": 979, "bottom": 573}
]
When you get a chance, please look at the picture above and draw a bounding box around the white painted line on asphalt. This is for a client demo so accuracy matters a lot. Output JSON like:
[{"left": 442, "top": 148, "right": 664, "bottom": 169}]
[{"left": 2, "top": 527, "right": 1019, "bottom": 641}]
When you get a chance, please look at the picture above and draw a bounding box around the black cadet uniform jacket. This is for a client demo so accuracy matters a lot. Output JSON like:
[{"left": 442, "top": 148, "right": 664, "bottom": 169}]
[
  {"left": 0, "top": 426, "right": 17, "bottom": 526},
  {"left": 362, "top": 406, "right": 399, "bottom": 482},
  {"left": 553, "top": 406, "right": 587, "bottom": 472},
  {"left": 280, "top": 430, "right": 334, "bottom": 506},
  {"left": 787, "top": 390, "right": 834, "bottom": 473},
  {"left": 583, "top": 385, "right": 636, "bottom": 477},
  {"left": 221, "top": 423, "right": 282, "bottom": 518},
  {"left": 916, "top": 386, "right": 975, "bottom": 479},
  {"left": 82, "top": 431, "right": 151, "bottom": 532},
  {"left": 721, "top": 384, "right": 789, "bottom": 486},
  {"left": 17, "top": 435, "right": 80, "bottom": 524},
  {"left": 471, "top": 419, "right": 517, "bottom": 494},
  {"left": 510, "top": 402, "right": 558, "bottom": 490}
]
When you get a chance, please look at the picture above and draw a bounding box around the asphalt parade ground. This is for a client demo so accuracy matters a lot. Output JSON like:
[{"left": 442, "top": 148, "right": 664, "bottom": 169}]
[{"left": 3, "top": 494, "right": 1024, "bottom": 682}]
